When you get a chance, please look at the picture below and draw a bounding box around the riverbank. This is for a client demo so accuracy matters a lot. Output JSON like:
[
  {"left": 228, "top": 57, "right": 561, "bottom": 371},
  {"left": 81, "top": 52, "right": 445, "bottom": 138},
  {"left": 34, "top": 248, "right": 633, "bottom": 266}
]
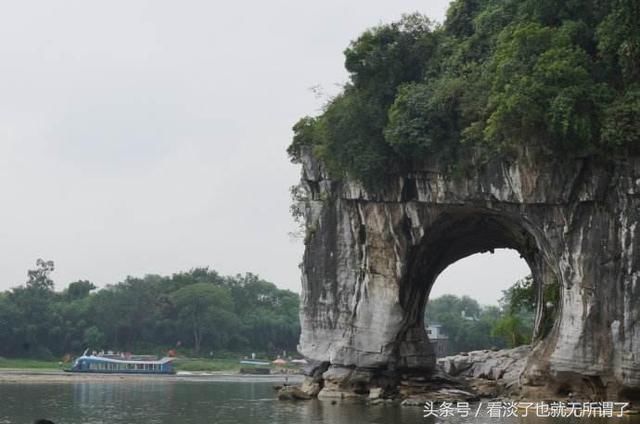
[
  {"left": 0, "top": 357, "right": 243, "bottom": 372},
  {"left": 0, "top": 369, "right": 304, "bottom": 384},
  {"left": 0, "top": 358, "right": 61, "bottom": 371}
]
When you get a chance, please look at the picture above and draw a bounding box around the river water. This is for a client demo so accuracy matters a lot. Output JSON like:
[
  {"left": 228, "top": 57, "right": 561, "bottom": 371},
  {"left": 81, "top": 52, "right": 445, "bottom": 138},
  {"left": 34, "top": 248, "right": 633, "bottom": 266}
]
[{"left": 1, "top": 379, "right": 640, "bottom": 424}]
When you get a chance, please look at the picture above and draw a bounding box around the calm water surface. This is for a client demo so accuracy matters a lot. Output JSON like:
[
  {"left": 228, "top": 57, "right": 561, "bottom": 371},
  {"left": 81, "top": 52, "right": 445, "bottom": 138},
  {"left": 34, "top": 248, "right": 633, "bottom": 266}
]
[{"left": 1, "top": 380, "right": 639, "bottom": 424}]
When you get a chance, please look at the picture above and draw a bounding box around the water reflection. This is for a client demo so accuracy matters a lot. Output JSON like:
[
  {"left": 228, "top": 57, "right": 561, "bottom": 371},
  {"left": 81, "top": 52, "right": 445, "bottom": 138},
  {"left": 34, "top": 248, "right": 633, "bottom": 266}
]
[
  {"left": 0, "top": 381, "right": 639, "bottom": 424},
  {"left": 70, "top": 381, "right": 176, "bottom": 421}
]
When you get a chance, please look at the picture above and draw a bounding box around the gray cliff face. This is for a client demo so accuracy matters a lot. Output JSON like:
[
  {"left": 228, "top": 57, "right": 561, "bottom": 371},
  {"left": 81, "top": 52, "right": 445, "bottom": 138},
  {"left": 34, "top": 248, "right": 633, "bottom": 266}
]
[{"left": 296, "top": 147, "right": 640, "bottom": 399}]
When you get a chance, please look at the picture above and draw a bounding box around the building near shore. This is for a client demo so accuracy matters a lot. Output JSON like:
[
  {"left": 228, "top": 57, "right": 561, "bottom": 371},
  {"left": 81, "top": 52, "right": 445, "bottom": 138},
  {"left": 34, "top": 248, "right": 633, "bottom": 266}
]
[{"left": 425, "top": 323, "right": 449, "bottom": 357}]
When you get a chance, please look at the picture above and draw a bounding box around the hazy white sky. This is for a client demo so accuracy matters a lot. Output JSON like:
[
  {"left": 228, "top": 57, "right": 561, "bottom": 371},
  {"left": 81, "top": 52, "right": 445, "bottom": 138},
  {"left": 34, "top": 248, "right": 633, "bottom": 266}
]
[{"left": 0, "top": 0, "right": 529, "bottom": 305}]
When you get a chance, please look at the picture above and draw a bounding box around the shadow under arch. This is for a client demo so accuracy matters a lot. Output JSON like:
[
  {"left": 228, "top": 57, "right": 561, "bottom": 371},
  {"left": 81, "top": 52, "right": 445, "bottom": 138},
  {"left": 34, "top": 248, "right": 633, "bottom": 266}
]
[{"left": 396, "top": 207, "right": 560, "bottom": 369}]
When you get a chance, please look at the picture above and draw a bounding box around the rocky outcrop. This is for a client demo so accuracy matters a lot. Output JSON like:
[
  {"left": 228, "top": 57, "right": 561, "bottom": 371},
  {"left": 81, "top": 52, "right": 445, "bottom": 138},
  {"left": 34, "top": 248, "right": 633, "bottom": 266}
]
[
  {"left": 438, "top": 346, "right": 531, "bottom": 398},
  {"left": 295, "top": 146, "right": 640, "bottom": 400},
  {"left": 277, "top": 385, "right": 312, "bottom": 401},
  {"left": 438, "top": 345, "right": 530, "bottom": 383}
]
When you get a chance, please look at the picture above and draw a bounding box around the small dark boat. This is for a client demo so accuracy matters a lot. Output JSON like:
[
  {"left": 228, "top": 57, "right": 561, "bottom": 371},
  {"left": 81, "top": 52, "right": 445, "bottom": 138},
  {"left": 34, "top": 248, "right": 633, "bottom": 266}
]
[{"left": 240, "top": 367, "right": 271, "bottom": 375}]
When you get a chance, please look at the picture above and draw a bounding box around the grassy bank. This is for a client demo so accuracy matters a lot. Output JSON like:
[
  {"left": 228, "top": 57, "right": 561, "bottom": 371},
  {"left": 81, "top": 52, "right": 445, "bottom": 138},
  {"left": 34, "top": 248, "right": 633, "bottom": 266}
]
[
  {"left": 0, "top": 358, "right": 62, "bottom": 370},
  {"left": 0, "top": 357, "right": 291, "bottom": 373},
  {"left": 172, "top": 358, "right": 241, "bottom": 372},
  {"left": 0, "top": 357, "right": 245, "bottom": 373}
]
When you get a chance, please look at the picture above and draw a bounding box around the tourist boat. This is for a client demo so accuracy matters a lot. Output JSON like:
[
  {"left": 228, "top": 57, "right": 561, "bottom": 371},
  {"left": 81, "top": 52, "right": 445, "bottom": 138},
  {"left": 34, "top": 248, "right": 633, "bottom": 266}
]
[{"left": 66, "top": 351, "right": 175, "bottom": 374}]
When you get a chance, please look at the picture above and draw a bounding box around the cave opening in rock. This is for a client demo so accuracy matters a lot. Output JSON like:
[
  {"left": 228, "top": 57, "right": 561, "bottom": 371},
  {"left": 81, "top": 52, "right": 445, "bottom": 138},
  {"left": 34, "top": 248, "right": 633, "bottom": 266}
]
[
  {"left": 425, "top": 248, "right": 534, "bottom": 356},
  {"left": 398, "top": 209, "right": 561, "bottom": 365}
]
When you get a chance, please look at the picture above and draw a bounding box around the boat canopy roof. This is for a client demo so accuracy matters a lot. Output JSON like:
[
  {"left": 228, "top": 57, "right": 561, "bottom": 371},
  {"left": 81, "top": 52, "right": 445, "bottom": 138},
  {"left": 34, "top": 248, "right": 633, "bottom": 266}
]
[{"left": 77, "top": 355, "right": 174, "bottom": 365}]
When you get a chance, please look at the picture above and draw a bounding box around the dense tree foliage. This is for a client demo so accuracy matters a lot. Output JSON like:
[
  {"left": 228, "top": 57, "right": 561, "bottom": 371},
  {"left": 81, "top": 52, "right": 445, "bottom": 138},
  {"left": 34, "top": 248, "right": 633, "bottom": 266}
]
[
  {"left": 0, "top": 260, "right": 299, "bottom": 359},
  {"left": 288, "top": 0, "right": 640, "bottom": 186}
]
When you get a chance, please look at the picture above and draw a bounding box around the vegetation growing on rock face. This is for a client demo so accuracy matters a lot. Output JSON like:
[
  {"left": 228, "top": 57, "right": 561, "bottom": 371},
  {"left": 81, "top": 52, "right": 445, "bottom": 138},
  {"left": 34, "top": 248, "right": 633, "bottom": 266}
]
[{"left": 288, "top": 0, "right": 640, "bottom": 186}]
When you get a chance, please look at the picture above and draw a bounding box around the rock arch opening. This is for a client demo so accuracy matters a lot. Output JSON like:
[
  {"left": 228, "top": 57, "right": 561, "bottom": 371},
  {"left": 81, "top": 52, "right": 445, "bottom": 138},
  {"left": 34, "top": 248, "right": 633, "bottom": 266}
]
[
  {"left": 425, "top": 248, "right": 534, "bottom": 356},
  {"left": 396, "top": 209, "right": 560, "bottom": 371},
  {"left": 430, "top": 249, "right": 530, "bottom": 305}
]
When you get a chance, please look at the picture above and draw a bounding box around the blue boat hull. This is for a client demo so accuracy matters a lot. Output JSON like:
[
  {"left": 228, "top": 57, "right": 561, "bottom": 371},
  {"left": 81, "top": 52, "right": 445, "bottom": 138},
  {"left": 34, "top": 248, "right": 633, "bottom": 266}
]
[
  {"left": 64, "top": 370, "right": 176, "bottom": 375},
  {"left": 64, "top": 369, "right": 175, "bottom": 375}
]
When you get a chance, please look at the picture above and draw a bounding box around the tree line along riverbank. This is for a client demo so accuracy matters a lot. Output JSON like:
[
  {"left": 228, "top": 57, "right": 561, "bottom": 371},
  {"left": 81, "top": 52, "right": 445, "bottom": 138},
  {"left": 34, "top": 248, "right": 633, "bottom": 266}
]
[{"left": 0, "top": 260, "right": 300, "bottom": 361}]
